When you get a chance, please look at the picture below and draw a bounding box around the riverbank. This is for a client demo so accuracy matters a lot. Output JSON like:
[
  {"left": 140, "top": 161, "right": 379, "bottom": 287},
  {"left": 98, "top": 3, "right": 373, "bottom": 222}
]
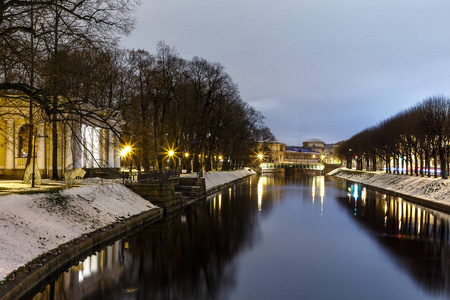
[
  {"left": 330, "top": 168, "right": 450, "bottom": 212},
  {"left": 0, "top": 168, "right": 256, "bottom": 285}
]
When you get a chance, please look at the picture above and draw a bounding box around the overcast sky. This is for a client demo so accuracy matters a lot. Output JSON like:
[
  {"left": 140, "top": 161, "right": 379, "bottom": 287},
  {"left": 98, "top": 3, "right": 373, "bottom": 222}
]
[{"left": 121, "top": 0, "right": 450, "bottom": 145}]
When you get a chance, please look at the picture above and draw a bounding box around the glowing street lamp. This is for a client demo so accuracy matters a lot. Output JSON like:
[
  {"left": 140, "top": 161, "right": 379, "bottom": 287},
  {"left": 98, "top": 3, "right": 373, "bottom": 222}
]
[
  {"left": 167, "top": 149, "right": 175, "bottom": 170},
  {"left": 121, "top": 145, "right": 132, "bottom": 181}
]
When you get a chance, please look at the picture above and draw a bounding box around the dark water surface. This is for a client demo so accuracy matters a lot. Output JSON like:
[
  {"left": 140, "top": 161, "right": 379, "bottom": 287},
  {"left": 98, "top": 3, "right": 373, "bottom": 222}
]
[{"left": 33, "top": 174, "right": 450, "bottom": 299}]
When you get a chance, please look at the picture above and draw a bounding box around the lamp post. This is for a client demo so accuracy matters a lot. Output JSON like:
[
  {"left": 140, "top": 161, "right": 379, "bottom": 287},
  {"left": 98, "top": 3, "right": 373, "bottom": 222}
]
[
  {"left": 168, "top": 149, "right": 174, "bottom": 170},
  {"left": 121, "top": 146, "right": 132, "bottom": 182},
  {"left": 184, "top": 152, "right": 190, "bottom": 172}
]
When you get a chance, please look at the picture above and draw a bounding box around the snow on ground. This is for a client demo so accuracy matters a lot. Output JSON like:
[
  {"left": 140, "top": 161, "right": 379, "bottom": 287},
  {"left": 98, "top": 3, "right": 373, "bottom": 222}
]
[
  {"left": 330, "top": 168, "right": 450, "bottom": 207},
  {"left": 182, "top": 168, "right": 256, "bottom": 190},
  {"left": 0, "top": 180, "right": 156, "bottom": 281},
  {"left": 0, "top": 168, "right": 256, "bottom": 282}
]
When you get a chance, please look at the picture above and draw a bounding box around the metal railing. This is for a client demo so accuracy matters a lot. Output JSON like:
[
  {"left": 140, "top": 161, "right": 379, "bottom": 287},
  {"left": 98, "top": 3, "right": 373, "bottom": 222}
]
[{"left": 123, "top": 169, "right": 180, "bottom": 184}]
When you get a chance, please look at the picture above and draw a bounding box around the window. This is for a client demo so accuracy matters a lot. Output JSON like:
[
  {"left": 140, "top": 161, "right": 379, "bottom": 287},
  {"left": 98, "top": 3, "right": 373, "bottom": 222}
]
[{"left": 18, "top": 124, "right": 34, "bottom": 158}]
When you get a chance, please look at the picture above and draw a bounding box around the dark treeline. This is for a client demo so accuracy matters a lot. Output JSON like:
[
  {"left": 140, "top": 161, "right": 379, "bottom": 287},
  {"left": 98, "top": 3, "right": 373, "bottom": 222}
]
[
  {"left": 0, "top": 1, "right": 274, "bottom": 175},
  {"left": 121, "top": 44, "right": 274, "bottom": 172},
  {"left": 336, "top": 95, "right": 450, "bottom": 178}
]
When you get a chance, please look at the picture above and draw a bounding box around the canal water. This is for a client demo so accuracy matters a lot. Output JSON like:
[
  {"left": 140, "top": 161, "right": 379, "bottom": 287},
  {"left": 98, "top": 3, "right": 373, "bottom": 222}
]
[{"left": 33, "top": 174, "right": 450, "bottom": 300}]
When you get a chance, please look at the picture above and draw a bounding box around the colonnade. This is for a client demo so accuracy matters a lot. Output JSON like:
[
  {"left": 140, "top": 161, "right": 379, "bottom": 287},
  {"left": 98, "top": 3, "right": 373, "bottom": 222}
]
[{"left": 1, "top": 118, "right": 121, "bottom": 178}]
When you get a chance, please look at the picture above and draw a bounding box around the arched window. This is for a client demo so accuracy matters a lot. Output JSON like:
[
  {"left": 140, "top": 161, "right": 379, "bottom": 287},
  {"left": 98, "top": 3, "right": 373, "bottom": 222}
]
[{"left": 18, "top": 124, "right": 34, "bottom": 158}]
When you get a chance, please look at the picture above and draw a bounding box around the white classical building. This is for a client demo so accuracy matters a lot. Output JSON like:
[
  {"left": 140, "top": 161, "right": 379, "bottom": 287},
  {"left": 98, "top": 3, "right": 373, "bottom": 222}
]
[{"left": 0, "top": 96, "right": 121, "bottom": 179}]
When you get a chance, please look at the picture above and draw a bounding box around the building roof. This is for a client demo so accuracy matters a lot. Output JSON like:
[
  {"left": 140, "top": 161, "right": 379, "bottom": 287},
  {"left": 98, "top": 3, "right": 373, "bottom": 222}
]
[
  {"left": 285, "top": 147, "right": 320, "bottom": 154},
  {"left": 304, "top": 138, "right": 324, "bottom": 143}
]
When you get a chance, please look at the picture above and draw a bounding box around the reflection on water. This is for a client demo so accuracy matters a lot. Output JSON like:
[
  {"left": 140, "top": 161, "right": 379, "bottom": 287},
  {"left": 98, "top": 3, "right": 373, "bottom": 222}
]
[
  {"left": 33, "top": 240, "right": 125, "bottom": 299},
  {"left": 311, "top": 176, "right": 325, "bottom": 213},
  {"left": 34, "top": 176, "right": 264, "bottom": 300},
  {"left": 33, "top": 175, "right": 450, "bottom": 299},
  {"left": 341, "top": 182, "right": 450, "bottom": 297}
]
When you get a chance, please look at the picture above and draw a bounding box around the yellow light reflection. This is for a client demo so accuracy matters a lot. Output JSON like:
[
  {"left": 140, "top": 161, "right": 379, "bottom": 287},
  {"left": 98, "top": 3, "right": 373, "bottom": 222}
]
[
  {"left": 319, "top": 176, "right": 325, "bottom": 212},
  {"left": 82, "top": 257, "right": 91, "bottom": 278},
  {"left": 258, "top": 177, "right": 263, "bottom": 212},
  {"left": 91, "top": 254, "right": 98, "bottom": 273},
  {"left": 417, "top": 208, "right": 421, "bottom": 234},
  {"left": 218, "top": 194, "right": 222, "bottom": 211},
  {"left": 312, "top": 178, "right": 315, "bottom": 205}
]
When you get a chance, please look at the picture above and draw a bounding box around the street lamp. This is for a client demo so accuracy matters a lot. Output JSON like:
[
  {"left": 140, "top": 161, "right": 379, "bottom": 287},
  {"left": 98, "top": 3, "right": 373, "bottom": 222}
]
[
  {"left": 218, "top": 155, "right": 223, "bottom": 170},
  {"left": 167, "top": 149, "right": 175, "bottom": 170},
  {"left": 121, "top": 145, "right": 132, "bottom": 181},
  {"left": 183, "top": 152, "right": 190, "bottom": 172}
]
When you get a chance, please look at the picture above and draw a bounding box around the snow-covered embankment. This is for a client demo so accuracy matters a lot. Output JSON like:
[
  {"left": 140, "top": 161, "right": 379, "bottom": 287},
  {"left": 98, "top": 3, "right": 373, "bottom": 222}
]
[
  {"left": 0, "top": 168, "right": 257, "bottom": 282},
  {"left": 330, "top": 168, "right": 450, "bottom": 211},
  {"left": 0, "top": 180, "right": 157, "bottom": 282},
  {"left": 182, "top": 167, "right": 256, "bottom": 191}
]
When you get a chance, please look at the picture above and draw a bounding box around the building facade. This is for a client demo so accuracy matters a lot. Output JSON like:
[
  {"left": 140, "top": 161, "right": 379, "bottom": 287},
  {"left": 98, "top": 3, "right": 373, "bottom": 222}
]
[
  {"left": 0, "top": 97, "right": 121, "bottom": 179},
  {"left": 259, "top": 138, "right": 341, "bottom": 165},
  {"left": 284, "top": 146, "right": 321, "bottom": 163},
  {"left": 258, "top": 141, "right": 285, "bottom": 162}
]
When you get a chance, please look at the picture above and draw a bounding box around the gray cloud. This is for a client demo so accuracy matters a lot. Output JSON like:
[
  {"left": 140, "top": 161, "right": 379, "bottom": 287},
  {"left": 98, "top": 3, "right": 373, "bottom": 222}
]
[{"left": 122, "top": 0, "right": 450, "bottom": 145}]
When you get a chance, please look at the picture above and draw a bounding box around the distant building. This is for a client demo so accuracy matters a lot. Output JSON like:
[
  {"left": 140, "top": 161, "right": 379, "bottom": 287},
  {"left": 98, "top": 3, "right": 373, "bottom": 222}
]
[
  {"left": 324, "top": 143, "right": 341, "bottom": 164},
  {"left": 284, "top": 146, "right": 320, "bottom": 163},
  {"left": 302, "top": 138, "right": 325, "bottom": 154},
  {"left": 258, "top": 141, "right": 285, "bottom": 162},
  {"left": 302, "top": 138, "right": 341, "bottom": 164},
  {"left": 257, "top": 138, "right": 341, "bottom": 165}
]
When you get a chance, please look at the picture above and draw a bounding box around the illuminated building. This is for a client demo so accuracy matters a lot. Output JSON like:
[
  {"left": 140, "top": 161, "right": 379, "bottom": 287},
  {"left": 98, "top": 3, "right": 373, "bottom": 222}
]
[{"left": 0, "top": 96, "right": 121, "bottom": 179}]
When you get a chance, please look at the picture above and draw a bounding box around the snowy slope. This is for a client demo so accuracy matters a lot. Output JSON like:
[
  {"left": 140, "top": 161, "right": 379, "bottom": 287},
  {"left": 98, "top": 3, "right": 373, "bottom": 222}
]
[
  {"left": 330, "top": 168, "right": 450, "bottom": 207},
  {"left": 0, "top": 180, "right": 156, "bottom": 281}
]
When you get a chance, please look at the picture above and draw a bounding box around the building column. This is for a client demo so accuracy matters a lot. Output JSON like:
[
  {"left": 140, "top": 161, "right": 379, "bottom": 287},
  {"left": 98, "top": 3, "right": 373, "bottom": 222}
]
[
  {"left": 64, "top": 124, "right": 73, "bottom": 171},
  {"left": 73, "top": 123, "right": 83, "bottom": 169},
  {"left": 37, "top": 122, "right": 46, "bottom": 171},
  {"left": 85, "top": 126, "right": 93, "bottom": 168},
  {"left": 114, "top": 136, "right": 121, "bottom": 169},
  {"left": 93, "top": 127, "right": 100, "bottom": 168},
  {"left": 108, "top": 130, "right": 115, "bottom": 168},
  {"left": 5, "top": 119, "right": 14, "bottom": 171}
]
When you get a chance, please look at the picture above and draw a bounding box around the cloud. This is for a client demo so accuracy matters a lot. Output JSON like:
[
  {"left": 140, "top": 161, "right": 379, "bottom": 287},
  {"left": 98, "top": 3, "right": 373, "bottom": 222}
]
[{"left": 123, "top": 0, "right": 450, "bottom": 145}]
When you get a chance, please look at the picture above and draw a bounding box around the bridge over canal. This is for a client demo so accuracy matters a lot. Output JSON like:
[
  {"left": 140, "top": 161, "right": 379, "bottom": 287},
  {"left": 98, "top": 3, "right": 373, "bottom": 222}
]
[{"left": 261, "top": 162, "right": 340, "bottom": 174}]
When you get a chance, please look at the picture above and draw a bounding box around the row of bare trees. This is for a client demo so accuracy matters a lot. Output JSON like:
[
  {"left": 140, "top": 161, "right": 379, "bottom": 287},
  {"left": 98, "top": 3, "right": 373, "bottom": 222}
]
[
  {"left": 0, "top": 1, "right": 274, "bottom": 177},
  {"left": 336, "top": 95, "right": 450, "bottom": 178},
  {"left": 121, "top": 44, "right": 274, "bottom": 172},
  {"left": 0, "top": 0, "right": 139, "bottom": 178}
]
